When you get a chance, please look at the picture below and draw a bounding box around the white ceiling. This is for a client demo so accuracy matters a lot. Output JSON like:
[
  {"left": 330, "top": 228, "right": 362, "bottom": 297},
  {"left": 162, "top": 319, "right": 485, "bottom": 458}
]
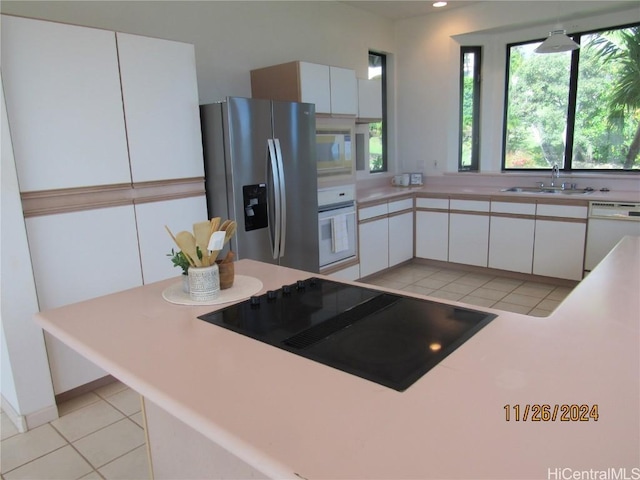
[{"left": 341, "top": 1, "right": 478, "bottom": 20}]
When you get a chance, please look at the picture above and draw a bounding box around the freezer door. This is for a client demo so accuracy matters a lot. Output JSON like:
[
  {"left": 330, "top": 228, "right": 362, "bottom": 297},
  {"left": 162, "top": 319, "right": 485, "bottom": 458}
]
[
  {"left": 271, "top": 101, "right": 319, "bottom": 272},
  {"left": 222, "top": 97, "right": 278, "bottom": 264}
]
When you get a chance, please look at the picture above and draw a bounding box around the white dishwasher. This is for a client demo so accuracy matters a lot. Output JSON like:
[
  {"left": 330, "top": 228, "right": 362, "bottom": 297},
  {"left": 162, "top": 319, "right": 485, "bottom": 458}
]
[{"left": 585, "top": 201, "right": 640, "bottom": 272}]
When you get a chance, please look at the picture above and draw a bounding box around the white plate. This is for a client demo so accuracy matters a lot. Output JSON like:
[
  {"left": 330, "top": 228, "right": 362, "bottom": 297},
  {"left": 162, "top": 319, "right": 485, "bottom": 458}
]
[{"left": 162, "top": 275, "right": 263, "bottom": 306}]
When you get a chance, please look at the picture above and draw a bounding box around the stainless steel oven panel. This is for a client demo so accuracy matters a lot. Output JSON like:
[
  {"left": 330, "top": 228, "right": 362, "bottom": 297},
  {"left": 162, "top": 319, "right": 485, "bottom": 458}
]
[{"left": 318, "top": 204, "right": 357, "bottom": 267}]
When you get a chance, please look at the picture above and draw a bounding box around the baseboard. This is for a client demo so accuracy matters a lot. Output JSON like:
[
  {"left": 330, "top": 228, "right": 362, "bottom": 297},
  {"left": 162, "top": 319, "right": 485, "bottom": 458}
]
[
  {"left": 26, "top": 404, "right": 59, "bottom": 429},
  {"left": 411, "top": 258, "right": 580, "bottom": 288},
  {"left": 1, "top": 394, "right": 58, "bottom": 432},
  {"left": 1, "top": 394, "right": 28, "bottom": 432},
  {"left": 54, "top": 374, "right": 117, "bottom": 405}
]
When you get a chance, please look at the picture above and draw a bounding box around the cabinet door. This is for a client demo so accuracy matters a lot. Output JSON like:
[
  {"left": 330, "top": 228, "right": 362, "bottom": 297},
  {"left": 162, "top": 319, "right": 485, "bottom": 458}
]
[
  {"left": 327, "top": 264, "right": 361, "bottom": 282},
  {"left": 489, "top": 216, "right": 535, "bottom": 273},
  {"left": 449, "top": 213, "right": 489, "bottom": 267},
  {"left": 135, "top": 196, "right": 208, "bottom": 284},
  {"left": 25, "top": 206, "right": 143, "bottom": 394},
  {"left": 389, "top": 212, "right": 413, "bottom": 267},
  {"left": 1, "top": 15, "right": 130, "bottom": 191},
  {"left": 357, "top": 78, "right": 382, "bottom": 119},
  {"left": 299, "top": 62, "right": 331, "bottom": 114},
  {"left": 415, "top": 211, "right": 449, "bottom": 261},
  {"left": 117, "top": 33, "right": 205, "bottom": 183},
  {"left": 329, "top": 66, "right": 358, "bottom": 115},
  {"left": 359, "top": 218, "right": 389, "bottom": 277},
  {"left": 533, "top": 220, "right": 586, "bottom": 281}
]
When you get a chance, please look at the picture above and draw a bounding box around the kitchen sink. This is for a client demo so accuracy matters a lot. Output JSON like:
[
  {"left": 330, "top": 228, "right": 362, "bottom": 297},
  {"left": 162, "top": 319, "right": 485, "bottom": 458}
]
[{"left": 501, "top": 186, "right": 593, "bottom": 195}]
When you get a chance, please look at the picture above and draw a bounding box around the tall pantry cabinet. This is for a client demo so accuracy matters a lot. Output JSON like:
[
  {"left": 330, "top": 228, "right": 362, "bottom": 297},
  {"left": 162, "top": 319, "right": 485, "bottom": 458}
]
[{"left": 2, "top": 15, "right": 207, "bottom": 395}]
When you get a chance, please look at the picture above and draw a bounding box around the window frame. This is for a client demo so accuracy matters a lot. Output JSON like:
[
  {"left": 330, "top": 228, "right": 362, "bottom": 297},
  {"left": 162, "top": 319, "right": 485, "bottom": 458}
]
[
  {"left": 502, "top": 22, "right": 640, "bottom": 172},
  {"left": 369, "top": 51, "right": 387, "bottom": 173},
  {"left": 459, "top": 46, "right": 482, "bottom": 172}
]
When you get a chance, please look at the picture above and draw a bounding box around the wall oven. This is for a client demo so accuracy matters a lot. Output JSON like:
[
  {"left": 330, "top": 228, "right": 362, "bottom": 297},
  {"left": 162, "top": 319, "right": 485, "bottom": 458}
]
[{"left": 318, "top": 185, "right": 357, "bottom": 269}]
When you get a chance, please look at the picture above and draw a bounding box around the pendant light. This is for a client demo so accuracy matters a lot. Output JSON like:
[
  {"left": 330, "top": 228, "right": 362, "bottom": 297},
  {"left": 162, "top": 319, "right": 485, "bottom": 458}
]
[{"left": 535, "top": 29, "right": 580, "bottom": 54}]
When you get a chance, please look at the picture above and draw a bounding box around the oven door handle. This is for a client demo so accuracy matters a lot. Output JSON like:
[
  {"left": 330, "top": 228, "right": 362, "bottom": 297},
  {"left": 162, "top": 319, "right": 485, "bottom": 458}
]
[{"left": 266, "top": 139, "right": 281, "bottom": 260}]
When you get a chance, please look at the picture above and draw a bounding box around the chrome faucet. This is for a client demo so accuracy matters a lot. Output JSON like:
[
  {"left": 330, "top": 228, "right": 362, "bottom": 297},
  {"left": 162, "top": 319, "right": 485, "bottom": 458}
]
[{"left": 550, "top": 163, "right": 560, "bottom": 187}]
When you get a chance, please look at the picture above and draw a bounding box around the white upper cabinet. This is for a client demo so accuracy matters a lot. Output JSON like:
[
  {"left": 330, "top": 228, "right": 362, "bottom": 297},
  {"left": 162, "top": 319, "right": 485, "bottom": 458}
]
[
  {"left": 298, "top": 62, "right": 331, "bottom": 114},
  {"left": 117, "top": 33, "right": 204, "bottom": 183},
  {"left": 329, "top": 66, "right": 357, "bottom": 115},
  {"left": 1, "top": 15, "right": 131, "bottom": 192},
  {"left": 357, "top": 78, "right": 382, "bottom": 120},
  {"left": 251, "top": 61, "right": 357, "bottom": 115}
]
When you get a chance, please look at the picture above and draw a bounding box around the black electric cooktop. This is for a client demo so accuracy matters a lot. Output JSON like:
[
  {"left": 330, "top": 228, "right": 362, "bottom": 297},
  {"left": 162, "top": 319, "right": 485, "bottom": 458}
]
[{"left": 198, "top": 277, "right": 496, "bottom": 392}]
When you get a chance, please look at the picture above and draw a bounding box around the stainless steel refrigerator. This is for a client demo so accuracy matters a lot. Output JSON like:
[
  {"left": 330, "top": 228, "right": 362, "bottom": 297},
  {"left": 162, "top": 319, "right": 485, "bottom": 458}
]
[{"left": 200, "top": 97, "right": 319, "bottom": 272}]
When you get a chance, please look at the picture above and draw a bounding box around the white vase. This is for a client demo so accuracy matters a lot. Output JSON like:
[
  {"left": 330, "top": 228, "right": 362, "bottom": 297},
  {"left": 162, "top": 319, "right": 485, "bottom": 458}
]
[{"left": 188, "top": 264, "right": 220, "bottom": 302}]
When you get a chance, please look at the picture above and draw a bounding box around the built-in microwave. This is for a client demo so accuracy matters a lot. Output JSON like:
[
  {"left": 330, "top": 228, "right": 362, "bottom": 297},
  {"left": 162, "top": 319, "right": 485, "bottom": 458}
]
[{"left": 316, "top": 119, "right": 355, "bottom": 178}]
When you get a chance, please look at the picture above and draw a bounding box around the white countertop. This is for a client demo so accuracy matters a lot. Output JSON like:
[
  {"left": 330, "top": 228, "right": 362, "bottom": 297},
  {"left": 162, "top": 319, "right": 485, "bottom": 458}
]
[
  {"left": 36, "top": 237, "right": 640, "bottom": 479},
  {"left": 357, "top": 184, "right": 640, "bottom": 205}
]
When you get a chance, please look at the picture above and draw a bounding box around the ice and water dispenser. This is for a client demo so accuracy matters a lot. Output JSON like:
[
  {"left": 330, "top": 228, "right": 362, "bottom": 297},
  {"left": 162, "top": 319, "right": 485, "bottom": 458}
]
[{"left": 242, "top": 184, "right": 268, "bottom": 231}]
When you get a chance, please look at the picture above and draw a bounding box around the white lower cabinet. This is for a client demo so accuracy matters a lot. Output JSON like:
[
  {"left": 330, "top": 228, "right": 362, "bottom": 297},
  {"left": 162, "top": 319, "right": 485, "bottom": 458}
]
[
  {"left": 489, "top": 216, "right": 535, "bottom": 273},
  {"left": 449, "top": 213, "right": 489, "bottom": 267},
  {"left": 25, "top": 206, "right": 143, "bottom": 394},
  {"left": 358, "top": 198, "right": 413, "bottom": 277},
  {"left": 359, "top": 217, "right": 389, "bottom": 278},
  {"left": 327, "top": 263, "right": 360, "bottom": 281},
  {"left": 415, "top": 210, "right": 449, "bottom": 261},
  {"left": 135, "top": 195, "right": 208, "bottom": 284},
  {"left": 389, "top": 212, "right": 413, "bottom": 267},
  {"left": 488, "top": 202, "right": 536, "bottom": 275},
  {"left": 533, "top": 219, "right": 586, "bottom": 281}
]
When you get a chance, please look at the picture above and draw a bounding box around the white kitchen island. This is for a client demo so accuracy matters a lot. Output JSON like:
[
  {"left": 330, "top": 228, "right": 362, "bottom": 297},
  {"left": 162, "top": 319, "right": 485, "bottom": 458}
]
[{"left": 36, "top": 237, "right": 640, "bottom": 479}]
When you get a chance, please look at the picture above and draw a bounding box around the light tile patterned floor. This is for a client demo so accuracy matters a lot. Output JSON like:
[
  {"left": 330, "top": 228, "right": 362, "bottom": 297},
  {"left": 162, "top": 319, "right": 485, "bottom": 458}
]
[
  {"left": 0, "top": 263, "right": 575, "bottom": 479},
  {"left": 1, "top": 381, "right": 149, "bottom": 480},
  {"left": 360, "top": 260, "right": 575, "bottom": 316}
]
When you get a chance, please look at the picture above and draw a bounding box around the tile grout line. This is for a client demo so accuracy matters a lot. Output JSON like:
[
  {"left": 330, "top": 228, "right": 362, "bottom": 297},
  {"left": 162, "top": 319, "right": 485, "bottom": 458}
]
[
  {"left": 4, "top": 398, "right": 144, "bottom": 479},
  {"left": 58, "top": 400, "right": 145, "bottom": 477},
  {"left": 48, "top": 421, "right": 109, "bottom": 475},
  {"left": 366, "top": 262, "right": 572, "bottom": 318},
  {"left": 94, "top": 443, "right": 148, "bottom": 477},
  {"left": 0, "top": 443, "right": 68, "bottom": 477}
]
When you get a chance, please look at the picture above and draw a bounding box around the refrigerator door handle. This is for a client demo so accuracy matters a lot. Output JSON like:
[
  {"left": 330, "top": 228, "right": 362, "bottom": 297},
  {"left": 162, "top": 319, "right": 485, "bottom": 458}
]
[
  {"left": 274, "top": 138, "right": 287, "bottom": 258},
  {"left": 266, "top": 139, "right": 281, "bottom": 259}
]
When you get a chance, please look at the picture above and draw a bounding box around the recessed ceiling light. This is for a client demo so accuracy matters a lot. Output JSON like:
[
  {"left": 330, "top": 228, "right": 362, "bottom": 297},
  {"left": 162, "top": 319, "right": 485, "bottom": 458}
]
[{"left": 433, "top": 1, "right": 448, "bottom": 7}]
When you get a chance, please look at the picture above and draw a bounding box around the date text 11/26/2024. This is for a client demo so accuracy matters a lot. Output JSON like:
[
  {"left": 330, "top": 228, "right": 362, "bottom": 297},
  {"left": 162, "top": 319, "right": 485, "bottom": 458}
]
[{"left": 504, "top": 404, "right": 599, "bottom": 422}]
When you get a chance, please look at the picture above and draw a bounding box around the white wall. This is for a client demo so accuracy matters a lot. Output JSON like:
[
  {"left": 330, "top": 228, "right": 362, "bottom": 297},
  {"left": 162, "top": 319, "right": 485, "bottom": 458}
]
[
  {"left": 0, "top": 1, "right": 399, "bottom": 173},
  {"left": 0, "top": 1, "right": 395, "bottom": 103},
  {"left": 2, "top": 1, "right": 637, "bottom": 178},
  {"left": 394, "top": 1, "right": 639, "bottom": 176},
  {"left": 1, "top": 74, "right": 57, "bottom": 430}
]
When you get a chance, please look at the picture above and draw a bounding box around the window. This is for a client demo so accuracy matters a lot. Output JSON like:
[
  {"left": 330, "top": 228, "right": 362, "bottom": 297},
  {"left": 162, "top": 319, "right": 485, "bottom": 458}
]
[
  {"left": 368, "top": 52, "right": 387, "bottom": 172},
  {"left": 459, "top": 47, "right": 481, "bottom": 171},
  {"left": 503, "top": 23, "right": 640, "bottom": 171}
]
